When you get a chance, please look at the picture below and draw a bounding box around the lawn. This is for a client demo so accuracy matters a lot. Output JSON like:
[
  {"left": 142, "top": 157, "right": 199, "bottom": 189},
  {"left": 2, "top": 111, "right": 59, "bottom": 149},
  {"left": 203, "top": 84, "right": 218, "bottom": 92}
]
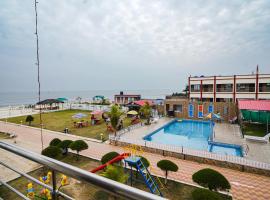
[
  {"left": 0, "top": 153, "right": 232, "bottom": 200},
  {"left": 242, "top": 122, "right": 269, "bottom": 137},
  {"left": 0, "top": 132, "right": 10, "bottom": 140},
  {"left": 1, "top": 110, "right": 132, "bottom": 140}
]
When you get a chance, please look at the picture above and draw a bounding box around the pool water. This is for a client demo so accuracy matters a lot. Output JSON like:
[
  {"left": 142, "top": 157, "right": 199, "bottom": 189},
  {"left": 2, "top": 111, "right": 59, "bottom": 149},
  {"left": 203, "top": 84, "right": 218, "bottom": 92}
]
[{"left": 143, "top": 119, "right": 243, "bottom": 157}]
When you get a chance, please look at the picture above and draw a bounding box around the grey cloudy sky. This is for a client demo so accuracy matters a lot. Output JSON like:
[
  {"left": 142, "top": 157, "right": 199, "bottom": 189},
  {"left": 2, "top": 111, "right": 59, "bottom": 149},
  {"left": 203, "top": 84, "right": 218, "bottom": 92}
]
[{"left": 0, "top": 0, "right": 270, "bottom": 92}]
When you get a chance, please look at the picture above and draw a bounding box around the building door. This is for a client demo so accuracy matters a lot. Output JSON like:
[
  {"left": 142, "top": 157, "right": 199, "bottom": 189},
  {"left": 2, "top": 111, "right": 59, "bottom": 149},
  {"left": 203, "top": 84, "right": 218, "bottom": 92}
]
[
  {"left": 208, "top": 104, "right": 214, "bottom": 113},
  {"left": 188, "top": 104, "right": 194, "bottom": 118},
  {"left": 198, "top": 104, "right": 204, "bottom": 118}
]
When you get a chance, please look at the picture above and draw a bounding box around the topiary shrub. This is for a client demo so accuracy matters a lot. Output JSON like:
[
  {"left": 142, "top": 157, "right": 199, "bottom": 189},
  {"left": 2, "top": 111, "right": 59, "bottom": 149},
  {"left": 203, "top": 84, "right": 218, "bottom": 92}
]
[
  {"left": 42, "top": 146, "right": 61, "bottom": 159},
  {"left": 192, "top": 168, "right": 231, "bottom": 191},
  {"left": 157, "top": 159, "right": 178, "bottom": 185},
  {"left": 57, "top": 140, "right": 73, "bottom": 155},
  {"left": 192, "top": 188, "right": 222, "bottom": 200},
  {"left": 49, "top": 138, "right": 62, "bottom": 147},
  {"left": 69, "top": 140, "right": 88, "bottom": 160},
  {"left": 25, "top": 115, "right": 34, "bottom": 126},
  {"left": 101, "top": 152, "right": 120, "bottom": 164}
]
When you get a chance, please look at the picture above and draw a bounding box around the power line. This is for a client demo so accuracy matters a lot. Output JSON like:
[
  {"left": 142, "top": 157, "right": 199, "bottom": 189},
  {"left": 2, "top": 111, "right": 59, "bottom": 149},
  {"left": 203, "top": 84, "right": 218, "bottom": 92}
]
[{"left": 34, "top": 0, "right": 44, "bottom": 151}]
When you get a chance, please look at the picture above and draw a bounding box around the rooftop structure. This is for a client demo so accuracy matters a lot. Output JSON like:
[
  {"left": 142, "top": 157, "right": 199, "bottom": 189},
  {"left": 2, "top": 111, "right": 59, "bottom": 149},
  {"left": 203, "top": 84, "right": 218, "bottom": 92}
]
[
  {"left": 114, "top": 91, "right": 141, "bottom": 105},
  {"left": 188, "top": 66, "right": 270, "bottom": 103}
]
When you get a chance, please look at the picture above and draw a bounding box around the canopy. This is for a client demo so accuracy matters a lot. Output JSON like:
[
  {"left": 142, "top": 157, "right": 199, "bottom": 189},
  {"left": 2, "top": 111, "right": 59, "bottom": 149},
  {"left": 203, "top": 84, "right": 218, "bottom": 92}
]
[
  {"left": 93, "top": 95, "right": 105, "bottom": 100},
  {"left": 72, "top": 113, "right": 87, "bottom": 119},
  {"left": 204, "top": 113, "right": 221, "bottom": 120},
  {"left": 37, "top": 99, "right": 64, "bottom": 105},
  {"left": 127, "top": 110, "right": 138, "bottom": 115},
  {"left": 57, "top": 97, "right": 68, "bottom": 102},
  {"left": 133, "top": 100, "right": 154, "bottom": 106},
  {"left": 91, "top": 110, "right": 104, "bottom": 115},
  {"left": 238, "top": 100, "right": 270, "bottom": 111}
]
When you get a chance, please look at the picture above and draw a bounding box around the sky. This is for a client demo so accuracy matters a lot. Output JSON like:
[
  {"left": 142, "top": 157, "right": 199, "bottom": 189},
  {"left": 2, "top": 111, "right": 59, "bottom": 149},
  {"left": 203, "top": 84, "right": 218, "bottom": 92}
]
[{"left": 0, "top": 0, "right": 270, "bottom": 93}]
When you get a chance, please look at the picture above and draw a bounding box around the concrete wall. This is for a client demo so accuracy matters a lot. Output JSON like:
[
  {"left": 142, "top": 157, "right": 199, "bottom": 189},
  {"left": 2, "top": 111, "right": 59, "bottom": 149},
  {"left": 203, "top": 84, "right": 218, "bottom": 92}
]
[{"left": 164, "top": 98, "right": 237, "bottom": 121}]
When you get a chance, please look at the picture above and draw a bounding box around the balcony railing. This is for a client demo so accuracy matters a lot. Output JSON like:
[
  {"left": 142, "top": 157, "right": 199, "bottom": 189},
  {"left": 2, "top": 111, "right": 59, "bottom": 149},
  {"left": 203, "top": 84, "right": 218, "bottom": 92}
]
[{"left": 0, "top": 141, "right": 166, "bottom": 200}]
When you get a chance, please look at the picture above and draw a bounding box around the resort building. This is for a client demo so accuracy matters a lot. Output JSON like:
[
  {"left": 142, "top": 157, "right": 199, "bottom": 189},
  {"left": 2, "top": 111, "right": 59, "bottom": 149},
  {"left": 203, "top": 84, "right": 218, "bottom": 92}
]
[
  {"left": 114, "top": 91, "right": 141, "bottom": 105},
  {"left": 188, "top": 66, "right": 270, "bottom": 103}
]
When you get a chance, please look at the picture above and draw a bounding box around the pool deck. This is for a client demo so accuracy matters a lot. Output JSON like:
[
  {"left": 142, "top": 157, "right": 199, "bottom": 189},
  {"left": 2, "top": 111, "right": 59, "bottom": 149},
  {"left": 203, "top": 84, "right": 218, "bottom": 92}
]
[
  {"left": 120, "top": 118, "right": 270, "bottom": 163},
  {"left": 213, "top": 123, "right": 270, "bottom": 163}
]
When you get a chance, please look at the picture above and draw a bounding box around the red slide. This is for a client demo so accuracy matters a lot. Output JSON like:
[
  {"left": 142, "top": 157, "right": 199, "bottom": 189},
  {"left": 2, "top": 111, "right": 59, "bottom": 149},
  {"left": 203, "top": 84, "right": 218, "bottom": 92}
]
[{"left": 91, "top": 153, "right": 130, "bottom": 173}]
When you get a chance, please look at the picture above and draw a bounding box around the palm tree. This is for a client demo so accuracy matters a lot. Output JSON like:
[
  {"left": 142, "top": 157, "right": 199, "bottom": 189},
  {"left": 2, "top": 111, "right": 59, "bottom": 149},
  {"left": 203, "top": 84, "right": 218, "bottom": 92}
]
[
  {"left": 109, "top": 105, "right": 122, "bottom": 134},
  {"left": 139, "top": 102, "right": 152, "bottom": 125}
]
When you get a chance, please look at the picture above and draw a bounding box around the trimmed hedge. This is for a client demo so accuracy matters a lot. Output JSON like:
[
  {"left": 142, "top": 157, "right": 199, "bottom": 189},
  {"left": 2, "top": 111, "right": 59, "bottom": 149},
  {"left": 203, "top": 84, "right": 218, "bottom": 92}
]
[
  {"left": 101, "top": 152, "right": 120, "bottom": 164},
  {"left": 49, "top": 138, "right": 62, "bottom": 147},
  {"left": 128, "top": 156, "right": 150, "bottom": 168},
  {"left": 157, "top": 160, "right": 178, "bottom": 172},
  {"left": 192, "top": 168, "right": 231, "bottom": 191},
  {"left": 58, "top": 140, "right": 73, "bottom": 155},
  {"left": 41, "top": 146, "right": 61, "bottom": 158},
  {"left": 192, "top": 188, "right": 222, "bottom": 200}
]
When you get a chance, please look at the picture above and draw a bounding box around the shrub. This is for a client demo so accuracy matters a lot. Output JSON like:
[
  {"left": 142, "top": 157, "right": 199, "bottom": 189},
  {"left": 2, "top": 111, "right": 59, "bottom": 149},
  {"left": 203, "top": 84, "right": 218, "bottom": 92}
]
[
  {"left": 101, "top": 165, "right": 128, "bottom": 183},
  {"left": 69, "top": 140, "right": 88, "bottom": 160},
  {"left": 49, "top": 138, "right": 62, "bottom": 147},
  {"left": 42, "top": 146, "right": 61, "bottom": 159},
  {"left": 101, "top": 152, "right": 120, "bottom": 164},
  {"left": 192, "top": 188, "right": 222, "bottom": 200},
  {"left": 157, "top": 160, "right": 178, "bottom": 185},
  {"left": 128, "top": 156, "right": 150, "bottom": 168},
  {"left": 25, "top": 115, "right": 34, "bottom": 125},
  {"left": 57, "top": 140, "right": 73, "bottom": 155},
  {"left": 192, "top": 168, "right": 231, "bottom": 191}
]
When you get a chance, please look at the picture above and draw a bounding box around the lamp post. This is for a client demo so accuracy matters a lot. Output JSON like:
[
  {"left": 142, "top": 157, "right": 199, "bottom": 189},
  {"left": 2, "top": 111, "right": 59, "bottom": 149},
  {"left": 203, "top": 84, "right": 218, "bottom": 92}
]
[{"left": 100, "top": 133, "right": 103, "bottom": 142}]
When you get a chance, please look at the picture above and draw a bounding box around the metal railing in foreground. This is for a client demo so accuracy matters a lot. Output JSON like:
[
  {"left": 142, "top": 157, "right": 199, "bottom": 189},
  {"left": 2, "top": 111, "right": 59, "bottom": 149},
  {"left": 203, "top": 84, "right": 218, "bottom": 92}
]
[{"left": 0, "top": 141, "right": 166, "bottom": 200}]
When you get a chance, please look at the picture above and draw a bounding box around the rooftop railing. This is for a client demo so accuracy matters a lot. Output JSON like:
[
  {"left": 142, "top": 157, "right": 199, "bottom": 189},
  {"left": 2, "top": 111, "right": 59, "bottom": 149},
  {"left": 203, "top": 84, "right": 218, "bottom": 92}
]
[{"left": 0, "top": 141, "right": 166, "bottom": 200}]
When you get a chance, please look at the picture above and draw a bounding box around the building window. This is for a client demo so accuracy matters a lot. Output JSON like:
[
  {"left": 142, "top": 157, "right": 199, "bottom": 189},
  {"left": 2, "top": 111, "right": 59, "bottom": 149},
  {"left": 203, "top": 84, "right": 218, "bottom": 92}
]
[
  {"left": 191, "top": 84, "right": 201, "bottom": 92},
  {"left": 188, "top": 104, "right": 194, "bottom": 118},
  {"left": 216, "top": 84, "right": 233, "bottom": 92},
  {"left": 208, "top": 104, "right": 214, "bottom": 113},
  {"left": 173, "top": 104, "right": 182, "bottom": 112},
  {"left": 259, "top": 83, "right": 270, "bottom": 92},
  {"left": 236, "top": 83, "right": 255, "bottom": 92},
  {"left": 202, "top": 84, "right": 213, "bottom": 92},
  {"left": 224, "top": 106, "right": 228, "bottom": 115},
  {"left": 198, "top": 105, "right": 204, "bottom": 118}
]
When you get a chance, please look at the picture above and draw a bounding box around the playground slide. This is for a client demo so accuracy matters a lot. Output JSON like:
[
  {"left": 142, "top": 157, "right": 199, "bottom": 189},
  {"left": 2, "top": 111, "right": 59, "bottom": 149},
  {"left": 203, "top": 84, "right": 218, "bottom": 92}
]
[{"left": 91, "top": 153, "right": 129, "bottom": 173}]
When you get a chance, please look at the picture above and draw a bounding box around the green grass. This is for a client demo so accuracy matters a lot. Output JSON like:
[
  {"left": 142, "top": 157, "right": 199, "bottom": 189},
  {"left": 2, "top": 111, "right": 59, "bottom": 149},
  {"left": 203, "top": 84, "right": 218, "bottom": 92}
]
[
  {"left": 0, "top": 132, "right": 10, "bottom": 140},
  {"left": 0, "top": 154, "right": 231, "bottom": 200},
  {"left": 242, "top": 122, "right": 268, "bottom": 137},
  {"left": 1, "top": 110, "right": 132, "bottom": 140}
]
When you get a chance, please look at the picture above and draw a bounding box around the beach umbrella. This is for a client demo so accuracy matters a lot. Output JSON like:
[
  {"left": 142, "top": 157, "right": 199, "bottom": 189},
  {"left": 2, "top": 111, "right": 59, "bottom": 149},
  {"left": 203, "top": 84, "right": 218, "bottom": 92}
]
[
  {"left": 72, "top": 113, "right": 87, "bottom": 119},
  {"left": 204, "top": 113, "right": 221, "bottom": 120},
  {"left": 91, "top": 110, "right": 104, "bottom": 115},
  {"left": 127, "top": 110, "right": 138, "bottom": 115}
]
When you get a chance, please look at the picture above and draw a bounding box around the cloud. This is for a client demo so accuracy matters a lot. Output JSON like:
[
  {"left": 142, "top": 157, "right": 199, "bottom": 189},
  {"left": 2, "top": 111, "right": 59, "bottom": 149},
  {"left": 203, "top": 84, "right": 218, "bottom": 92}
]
[{"left": 0, "top": 0, "right": 270, "bottom": 92}]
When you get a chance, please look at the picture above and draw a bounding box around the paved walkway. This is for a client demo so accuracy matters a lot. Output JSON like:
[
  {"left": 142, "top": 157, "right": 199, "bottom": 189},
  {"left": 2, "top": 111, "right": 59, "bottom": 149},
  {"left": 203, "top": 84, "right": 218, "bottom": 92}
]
[{"left": 1, "top": 121, "right": 270, "bottom": 200}]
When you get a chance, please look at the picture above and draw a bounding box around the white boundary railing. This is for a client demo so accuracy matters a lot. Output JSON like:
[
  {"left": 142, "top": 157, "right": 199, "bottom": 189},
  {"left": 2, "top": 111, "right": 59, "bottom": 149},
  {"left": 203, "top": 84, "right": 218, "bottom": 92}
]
[{"left": 109, "top": 136, "right": 270, "bottom": 171}]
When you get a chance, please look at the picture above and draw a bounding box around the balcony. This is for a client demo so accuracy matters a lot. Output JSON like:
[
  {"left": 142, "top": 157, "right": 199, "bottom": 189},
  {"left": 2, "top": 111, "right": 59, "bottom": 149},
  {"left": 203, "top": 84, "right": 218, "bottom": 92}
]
[
  {"left": 0, "top": 141, "right": 165, "bottom": 200},
  {"left": 259, "top": 83, "right": 270, "bottom": 92},
  {"left": 236, "top": 84, "right": 255, "bottom": 92},
  {"left": 216, "top": 84, "right": 233, "bottom": 93}
]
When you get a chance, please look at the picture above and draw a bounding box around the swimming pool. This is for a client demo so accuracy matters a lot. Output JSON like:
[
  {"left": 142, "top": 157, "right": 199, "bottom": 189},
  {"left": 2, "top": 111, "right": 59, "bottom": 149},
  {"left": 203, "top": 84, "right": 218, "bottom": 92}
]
[{"left": 143, "top": 119, "right": 243, "bottom": 157}]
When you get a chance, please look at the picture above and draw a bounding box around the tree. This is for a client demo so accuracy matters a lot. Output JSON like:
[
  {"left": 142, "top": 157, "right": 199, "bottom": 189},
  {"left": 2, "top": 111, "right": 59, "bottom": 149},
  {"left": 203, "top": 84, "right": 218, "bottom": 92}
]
[
  {"left": 101, "top": 165, "right": 128, "bottom": 183},
  {"left": 157, "top": 160, "right": 178, "bottom": 185},
  {"left": 49, "top": 138, "right": 62, "bottom": 147},
  {"left": 69, "top": 140, "right": 88, "bottom": 160},
  {"left": 139, "top": 102, "right": 152, "bottom": 125},
  {"left": 182, "top": 85, "right": 189, "bottom": 96},
  {"left": 101, "top": 152, "right": 120, "bottom": 164},
  {"left": 42, "top": 146, "right": 61, "bottom": 159},
  {"left": 192, "top": 188, "right": 222, "bottom": 200},
  {"left": 25, "top": 115, "right": 34, "bottom": 126},
  {"left": 109, "top": 105, "right": 122, "bottom": 132},
  {"left": 192, "top": 168, "right": 231, "bottom": 191},
  {"left": 57, "top": 140, "right": 73, "bottom": 155},
  {"left": 128, "top": 156, "right": 150, "bottom": 178}
]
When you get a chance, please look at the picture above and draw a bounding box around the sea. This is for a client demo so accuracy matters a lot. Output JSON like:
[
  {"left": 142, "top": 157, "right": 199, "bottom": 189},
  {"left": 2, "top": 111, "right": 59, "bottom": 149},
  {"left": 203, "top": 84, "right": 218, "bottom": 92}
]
[{"left": 0, "top": 89, "right": 176, "bottom": 107}]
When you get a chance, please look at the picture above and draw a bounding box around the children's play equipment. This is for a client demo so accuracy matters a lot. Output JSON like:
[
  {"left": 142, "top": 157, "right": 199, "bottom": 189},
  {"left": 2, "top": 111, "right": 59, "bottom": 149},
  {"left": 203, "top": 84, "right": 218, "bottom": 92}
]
[
  {"left": 124, "top": 156, "right": 163, "bottom": 197},
  {"left": 92, "top": 144, "right": 163, "bottom": 197},
  {"left": 91, "top": 153, "right": 130, "bottom": 173}
]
